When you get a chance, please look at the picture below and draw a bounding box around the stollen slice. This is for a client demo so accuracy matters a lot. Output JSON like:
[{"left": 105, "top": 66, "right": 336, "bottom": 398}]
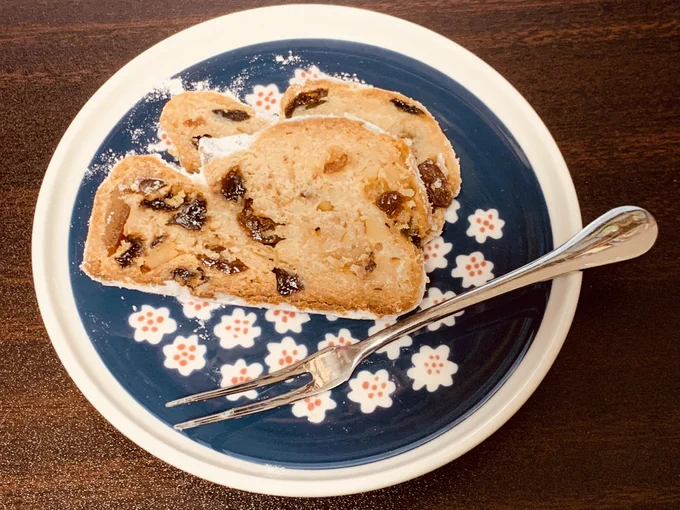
[
  {"left": 280, "top": 79, "right": 461, "bottom": 238},
  {"left": 199, "top": 116, "right": 432, "bottom": 316},
  {"left": 83, "top": 116, "right": 431, "bottom": 316},
  {"left": 159, "top": 91, "right": 270, "bottom": 174}
]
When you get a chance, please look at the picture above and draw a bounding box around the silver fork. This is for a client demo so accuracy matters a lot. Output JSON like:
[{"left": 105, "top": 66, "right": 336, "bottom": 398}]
[{"left": 168, "top": 206, "right": 657, "bottom": 430}]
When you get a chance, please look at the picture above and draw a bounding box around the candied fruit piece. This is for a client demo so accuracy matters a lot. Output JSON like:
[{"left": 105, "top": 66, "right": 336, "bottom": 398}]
[
  {"left": 137, "top": 178, "right": 166, "bottom": 194},
  {"left": 171, "top": 267, "right": 208, "bottom": 288},
  {"left": 390, "top": 98, "right": 424, "bottom": 115},
  {"left": 144, "top": 244, "right": 178, "bottom": 269},
  {"left": 206, "top": 244, "right": 226, "bottom": 253},
  {"left": 409, "top": 233, "right": 422, "bottom": 247},
  {"left": 213, "top": 109, "right": 250, "bottom": 121},
  {"left": 273, "top": 268, "right": 304, "bottom": 296},
  {"left": 323, "top": 153, "right": 348, "bottom": 174},
  {"left": 150, "top": 234, "right": 166, "bottom": 247},
  {"left": 365, "top": 252, "right": 377, "bottom": 273},
  {"left": 183, "top": 117, "right": 205, "bottom": 127},
  {"left": 376, "top": 191, "right": 406, "bottom": 218},
  {"left": 237, "top": 198, "right": 284, "bottom": 247},
  {"left": 316, "top": 201, "right": 334, "bottom": 212},
  {"left": 140, "top": 192, "right": 181, "bottom": 211},
  {"left": 221, "top": 167, "right": 247, "bottom": 202},
  {"left": 402, "top": 226, "right": 422, "bottom": 248},
  {"left": 190, "top": 133, "right": 212, "bottom": 149},
  {"left": 169, "top": 197, "right": 207, "bottom": 231},
  {"left": 284, "top": 88, "right": 328, "bottom": 118},
  {"left": 115, "top": 236, "right": 143, "bottom": 268},
  {"left": 103, "top": 190, "right": 130, "bottom": 255},
  {"left": 197, "top": 254, "right": 248, "bottom": 274},
  {"left": 418, "top": 160, "right": 453, "bottom": 208}
]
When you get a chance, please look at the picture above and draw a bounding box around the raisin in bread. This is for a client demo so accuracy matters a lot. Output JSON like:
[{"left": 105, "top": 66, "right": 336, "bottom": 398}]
[
  {"left": 84, "top": 118, "right": 431, "bottom": 316},
  {"left": 159, "top": 91, "right": 270, "bottom": 174},
  {"left": 280, "top": 79, "right": 461, "bottom": 237}
]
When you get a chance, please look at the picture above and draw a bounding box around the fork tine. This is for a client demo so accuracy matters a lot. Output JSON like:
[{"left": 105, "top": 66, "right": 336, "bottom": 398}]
[
  {"left": 173, "top": 382, "right": 316, "bottom": 430},
  {"left": 165, "top": 363, "right": 306, "bottom": 408}
]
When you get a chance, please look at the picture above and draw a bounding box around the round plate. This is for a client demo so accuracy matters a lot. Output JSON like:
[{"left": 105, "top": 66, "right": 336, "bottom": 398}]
[{"left": 33, "top": 5, "right": 582, "bottom": 497}]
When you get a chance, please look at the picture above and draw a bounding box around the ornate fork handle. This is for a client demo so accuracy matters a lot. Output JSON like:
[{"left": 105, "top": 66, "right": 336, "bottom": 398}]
[{"left": 354, "top": 206, "right": 657, "bottom": 359}]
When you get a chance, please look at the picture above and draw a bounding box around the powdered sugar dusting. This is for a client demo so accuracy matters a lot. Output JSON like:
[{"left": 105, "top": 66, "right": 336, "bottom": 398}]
[
  {"left": 128, "top": 127, "right": 145, "bottom": 144},
  {"left": 200, "top": 134, "right": 256, "bottom": 164},
  {"left": 272, "top": 52, "right": 367, "bottom": 86},
  {"left": 84, "top": 148, "right": 133, "bottom": 181},
  {"left": 141, "top": 77, "right": 185, "bottom": 102},
  {"left": 189, "top": 79, "right": 212, "bottom": 92},
  {"left": 227, "top": 71, "right": 251, "bottom": 99},
  {"left": 274, "top": 52, "right": 302, "bottom": 65},
  {"left": 146, "top": 123, "right": 170, "bottom": 153},
  {"left": 327, "top": 71, "right": 369, "bottom": 85},
  {"left": 142, "top": 77, "right": 233, "bottom": 102}
]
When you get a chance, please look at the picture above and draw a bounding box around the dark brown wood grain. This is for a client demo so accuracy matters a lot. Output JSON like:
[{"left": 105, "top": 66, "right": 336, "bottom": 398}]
[{"left": 1, "top": 0, "right": 679, "bottom": 508}]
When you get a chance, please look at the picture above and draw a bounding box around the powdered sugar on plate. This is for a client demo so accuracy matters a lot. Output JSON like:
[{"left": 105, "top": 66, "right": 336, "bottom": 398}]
[
  {"left": 141, "top": 77, "right": 185, "bottom": 102},
  {"left": 272, "top": 52, "right": 367, "bottom": 86},
  {"left": 83, "top": 148, "right": 133, "bottom": 182},
  {"left": 274, "top": 52, "right": 303, "bottom": 65},
  {"left": 142, "top": 77, "right": 225, "bottom": 103}
]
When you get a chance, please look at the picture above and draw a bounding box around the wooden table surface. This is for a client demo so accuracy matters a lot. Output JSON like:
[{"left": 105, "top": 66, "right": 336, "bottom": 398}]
[{"left": 2, "top": 0, "right": 679, "bottom": 508}]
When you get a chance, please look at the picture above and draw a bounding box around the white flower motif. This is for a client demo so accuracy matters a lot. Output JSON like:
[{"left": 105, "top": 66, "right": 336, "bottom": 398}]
[
  {"left": 419, "top": 287, "right": 463, "bottom": 331},
  {"left": 445, "top": 199, "right": 461, "bottom": 224},
  {"left": 147, "top": 125, "right": 174, "bottom": 153},
  {"left": 325, "top": 314, "right": 339, "bottom": 322},
  {"left": 289, "top": 65, "right": 324, "bottom": 86},
  {"left": 291, "top": 391, "right": 337, "bottom": 424},
  {"left": 317, "top": 328, "right": 358, "bottom": 350},
  {"left": 219, "top": 359, "right": 264, "bottom": 401},
  {"left": 244, "top": 83, "right": 282, "bottom": 116},
  {"left": 451, "top": 252, "right": 495, "bottom": 288},
  {"left": 407, "top": 345, "right": 458, "bottom": 392},
  {"left": 178, "top": 297, "right": 220, "bottom": 320},
  {"left": 423, "top": 236, "right": 452, "bottom": 273},
  {"left": 213, "top": 308, "right": 261, "bottom": 349},
  {"left": 264, "top": 337, "right": 308, "bottom": 373},
  {"left": 368, "top": 320, "right": 412, "bottom": 360},
  {"left": 348, "top": 370, "right": 396, "bottom": 413},
  {"left": 264, "top": 308, "right": 311, "bottom": 334},
  {"left": 162, "top": 335, "right": 207, "bottom": 376},
  {"left": 128, "top": 305, "right": 177, "bottom": 345},
  {"left": 466, "top": 208, "right": 505, "bottom": 243}
]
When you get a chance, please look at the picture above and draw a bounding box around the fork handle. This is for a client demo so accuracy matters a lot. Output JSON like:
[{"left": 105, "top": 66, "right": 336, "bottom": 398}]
[{"left": 355, "top": 206, "right": 658, "bottom": 359}]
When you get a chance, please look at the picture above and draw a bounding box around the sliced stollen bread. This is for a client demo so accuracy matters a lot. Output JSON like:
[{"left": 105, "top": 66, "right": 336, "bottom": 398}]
[
  {"left": 82, "top": 155, "right": 236, "bottom": 290},
  {"left": 279, "top": 79, "right": 461, "bottom": 238},
  {"left": 159, "top": 91, "right": 270, "bottom": 174},
  {"left": 199, "top": 116, "right": 432, "bottom": 316},
  {"left": 83, "top": 116, "right": 431, "bottom": 316}
]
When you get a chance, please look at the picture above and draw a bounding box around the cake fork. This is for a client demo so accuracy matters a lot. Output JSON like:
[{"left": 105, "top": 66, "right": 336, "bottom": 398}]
[{"left": 167, "top": 206, "right": 657, "bottom": 430}]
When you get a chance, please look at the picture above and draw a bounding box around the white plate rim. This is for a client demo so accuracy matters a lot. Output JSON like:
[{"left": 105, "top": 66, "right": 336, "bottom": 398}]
[{"left": 32, "top": 4, "right": 582, "bottom": 497}]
